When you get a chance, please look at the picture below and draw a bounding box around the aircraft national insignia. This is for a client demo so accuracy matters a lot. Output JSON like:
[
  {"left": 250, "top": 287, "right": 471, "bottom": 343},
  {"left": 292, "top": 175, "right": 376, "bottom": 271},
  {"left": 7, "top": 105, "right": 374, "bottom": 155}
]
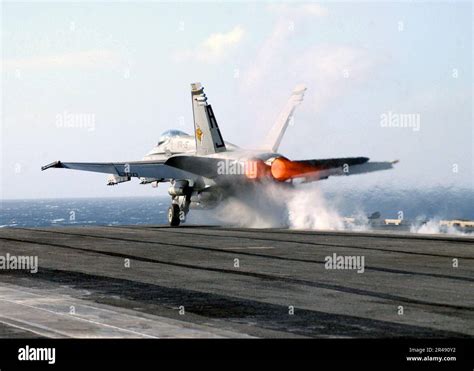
[{"left": 196, "top": 127, "right": 203, "bottom": 142}]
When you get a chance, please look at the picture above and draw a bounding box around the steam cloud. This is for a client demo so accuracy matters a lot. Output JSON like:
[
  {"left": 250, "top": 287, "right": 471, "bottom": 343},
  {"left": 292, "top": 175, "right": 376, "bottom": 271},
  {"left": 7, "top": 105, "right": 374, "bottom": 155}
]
[
  {"left": 206, "top": 182, "right": 472, "bottom": 236},
  {"left": 410, "top": 218, "right": 468, "bottom": 236},
  {"left": 212, "top": 182, "right": 363, "bottom": 230}
]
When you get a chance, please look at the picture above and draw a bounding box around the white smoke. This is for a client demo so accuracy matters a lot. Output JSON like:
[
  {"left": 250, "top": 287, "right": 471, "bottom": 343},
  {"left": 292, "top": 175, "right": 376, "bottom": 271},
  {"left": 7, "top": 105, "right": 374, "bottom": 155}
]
[
  {"left": 213, "top": 182, "right": 289, "bottom": 228},
  {"left": 212, "top": 182, "right": 367, "bottom": 231},
  {"left": 207, "top": 183, "right": 471, "bottom": 236},
  {"left": 410, "top": 218, "right": 470, "bottom": 236},
  {"left": 286, "top": 186, "right": 344, "bottom": 230}
]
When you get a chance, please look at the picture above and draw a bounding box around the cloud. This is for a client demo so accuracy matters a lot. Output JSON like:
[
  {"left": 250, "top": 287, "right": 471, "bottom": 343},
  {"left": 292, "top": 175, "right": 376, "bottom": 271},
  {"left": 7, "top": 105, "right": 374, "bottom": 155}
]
[
  {"left": 242, "top": 4, "right": 329, "bottom": 89},
  {"left": 174, "top": 25, "right": 245, "bottom": 63},
  {"left": 240, "top": 3, "right": 378, "bottom": 114},
  {"left": 3, "top": 50, "right": 120, "bottom": 71},
  {"left": 290, "top": 45, "right": 377, "bottom": 112}
]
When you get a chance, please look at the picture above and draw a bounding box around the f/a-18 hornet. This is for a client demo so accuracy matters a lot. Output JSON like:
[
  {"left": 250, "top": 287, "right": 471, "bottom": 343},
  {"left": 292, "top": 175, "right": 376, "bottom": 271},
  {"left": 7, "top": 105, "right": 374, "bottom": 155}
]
[{"left": 42, "top": 83, "right": 397, "bottom": 226}]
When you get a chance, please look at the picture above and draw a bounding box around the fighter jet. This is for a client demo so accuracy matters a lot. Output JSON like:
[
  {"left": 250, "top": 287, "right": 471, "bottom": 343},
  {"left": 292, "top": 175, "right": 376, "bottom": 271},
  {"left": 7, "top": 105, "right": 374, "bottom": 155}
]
[{"left": 42, "top": 82, "right": 397, "bottom": 226}]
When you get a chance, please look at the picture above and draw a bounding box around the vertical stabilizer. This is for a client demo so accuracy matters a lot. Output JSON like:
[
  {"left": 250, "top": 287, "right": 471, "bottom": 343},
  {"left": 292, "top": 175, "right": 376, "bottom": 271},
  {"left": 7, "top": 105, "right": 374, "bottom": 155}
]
[
  {"left": 263, "top": 84, "right": 307, "bottom": 152},
  {"left": 191, "top": 82, "right": 226, "bottom": 155}
]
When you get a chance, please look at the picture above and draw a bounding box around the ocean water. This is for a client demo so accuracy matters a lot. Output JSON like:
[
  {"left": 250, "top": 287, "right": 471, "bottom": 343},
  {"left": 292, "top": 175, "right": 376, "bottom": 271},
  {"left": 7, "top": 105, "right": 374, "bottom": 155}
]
[
  {"left": 0, "top": 197, "right": 171, "bottom": 228},
  {"left": 0, "top": 187, "right": 473, "bottom": 228}
]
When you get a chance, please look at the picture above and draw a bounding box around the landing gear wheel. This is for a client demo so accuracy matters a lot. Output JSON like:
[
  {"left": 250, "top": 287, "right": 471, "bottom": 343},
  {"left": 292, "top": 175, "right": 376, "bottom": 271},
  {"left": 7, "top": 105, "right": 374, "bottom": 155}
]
[{"left": 168, "top": 204, "right": 181, "bottom": 226}]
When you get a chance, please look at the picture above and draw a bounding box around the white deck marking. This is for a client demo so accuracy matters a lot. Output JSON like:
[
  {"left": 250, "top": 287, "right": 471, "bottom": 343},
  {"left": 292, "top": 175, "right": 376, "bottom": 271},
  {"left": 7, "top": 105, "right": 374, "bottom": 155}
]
[{"left": 0, "top": 284, "right": 252, "bottom": 338}]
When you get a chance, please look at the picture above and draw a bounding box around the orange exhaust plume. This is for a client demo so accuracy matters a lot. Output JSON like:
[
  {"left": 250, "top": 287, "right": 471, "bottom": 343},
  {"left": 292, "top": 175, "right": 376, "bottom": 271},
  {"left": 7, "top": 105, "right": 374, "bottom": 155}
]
[
  {"left": 244, "top": 160, "right": 271, "bottom": 179},
  {"left": 270, "top": 157, "right": 317, "bottom": 182}
]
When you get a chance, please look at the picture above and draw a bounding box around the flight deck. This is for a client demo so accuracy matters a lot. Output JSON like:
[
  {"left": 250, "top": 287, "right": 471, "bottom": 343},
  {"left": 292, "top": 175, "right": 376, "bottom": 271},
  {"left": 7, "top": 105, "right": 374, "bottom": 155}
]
[{"left": 0, "top": 226, "right": 472, "bottom": 338}]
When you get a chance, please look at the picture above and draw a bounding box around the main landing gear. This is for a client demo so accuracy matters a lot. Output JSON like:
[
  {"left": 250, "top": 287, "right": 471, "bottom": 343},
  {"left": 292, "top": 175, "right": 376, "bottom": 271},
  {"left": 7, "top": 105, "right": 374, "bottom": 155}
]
[
  {"left": 167, "top": 204, "right": 181, "bottom": 226},
  {"left": 167, "top": 195, "right": 190, "bottom": 227}
]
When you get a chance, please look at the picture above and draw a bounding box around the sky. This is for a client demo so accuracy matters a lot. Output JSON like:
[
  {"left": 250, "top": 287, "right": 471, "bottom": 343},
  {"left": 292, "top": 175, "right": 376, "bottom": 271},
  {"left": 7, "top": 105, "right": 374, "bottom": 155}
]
[{"left": 1, "top": 1, "right": 472, "bottom": 199}]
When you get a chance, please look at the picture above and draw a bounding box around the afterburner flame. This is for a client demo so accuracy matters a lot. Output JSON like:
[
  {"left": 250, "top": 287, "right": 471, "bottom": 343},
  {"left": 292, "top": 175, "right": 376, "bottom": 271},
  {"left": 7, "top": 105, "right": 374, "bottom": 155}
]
[
  {"left": 270, "top": 157, "right": 318, "bottom": 182},
  {"left": 244, "top": 159, "right": 270, "bottom": 179},
  {"left": 243, "top": 157, "right": 321, "bottom": 181}
]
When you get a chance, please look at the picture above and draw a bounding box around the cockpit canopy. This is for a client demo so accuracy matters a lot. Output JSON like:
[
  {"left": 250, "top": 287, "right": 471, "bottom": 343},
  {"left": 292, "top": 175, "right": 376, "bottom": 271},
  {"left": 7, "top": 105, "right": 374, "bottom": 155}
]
[{"left": 157, "top": 130, "right": 189, "bottom": 146}]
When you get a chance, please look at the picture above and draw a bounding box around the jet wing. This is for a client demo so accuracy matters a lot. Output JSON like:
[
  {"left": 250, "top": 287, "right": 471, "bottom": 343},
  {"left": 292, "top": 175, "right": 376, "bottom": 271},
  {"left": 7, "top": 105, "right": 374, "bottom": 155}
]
[
  {"left": 269, "top": 156, "right": 397, "bottom": 182},
  {"left": 41, "top": 159, "right": 194, "bottom": 180},
  {"left": 164, "top": 156, "right": 224, "bottom": 179},
  {"left": 42, "top": 155, "right": 397, "bottom": 184},
  {"left": 299, "top": 159, "right": 397, "bottom": 182}
]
